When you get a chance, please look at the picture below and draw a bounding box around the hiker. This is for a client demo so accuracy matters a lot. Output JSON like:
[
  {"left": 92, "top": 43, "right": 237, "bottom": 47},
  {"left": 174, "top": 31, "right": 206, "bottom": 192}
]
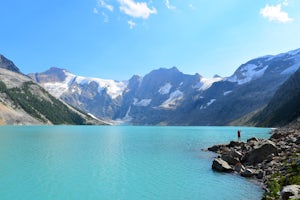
[{"left": 237, "top": 130, "right": 241, "bottom": 140}]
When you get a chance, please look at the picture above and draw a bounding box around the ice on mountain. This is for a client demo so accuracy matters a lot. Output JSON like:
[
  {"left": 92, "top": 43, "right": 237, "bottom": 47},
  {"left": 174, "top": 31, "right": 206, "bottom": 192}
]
[
  {"left": 159, "top": 83, "right": 172, "bottom": 95},
  {"left": 159, "top": 90, "right": 184, "bottom": 109}
]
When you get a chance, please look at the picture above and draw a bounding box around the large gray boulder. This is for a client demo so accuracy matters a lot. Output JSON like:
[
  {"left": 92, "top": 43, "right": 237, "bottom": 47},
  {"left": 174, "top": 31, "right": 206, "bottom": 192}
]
[
  {"left": 212, "top": 158, "right": 233, "bottom": 172},
  {"left": 241, "top": 168, "right": 256, "bottom": 177},
  {"left": 280, "top": 185, "right": 300, "bottom": 200},
  {"left": 221, "top": 150, "right": 242, "bottom": 165},
  {"left": 242, "top": 140, "right": 278, "bottom": 165},
  {"left": 207, "top": 144, "right": 226, "bottom": 153}
]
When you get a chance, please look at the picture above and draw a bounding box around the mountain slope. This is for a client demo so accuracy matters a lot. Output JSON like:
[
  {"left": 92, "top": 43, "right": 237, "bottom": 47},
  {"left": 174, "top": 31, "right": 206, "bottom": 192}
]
[
  {"left": 250, "top": 67, "right": 300, "bottom": 127},
  {"left": 187, "top": 48, "right": 300, "bottom": 125},
  {"left": 29, "top": 67, "right": 127, "bottom": 121},
  {"left": 29, "top": 48, "right": 300, "bottom": 125},
  {"left": 0, "top": 56, "right": 104, "bottom": 125},
  {"left": 30, "top": 67, "right": 222, "bottom": 124},
  {"left": 0, "top": 55, "right": 21, "bottom": 73}
]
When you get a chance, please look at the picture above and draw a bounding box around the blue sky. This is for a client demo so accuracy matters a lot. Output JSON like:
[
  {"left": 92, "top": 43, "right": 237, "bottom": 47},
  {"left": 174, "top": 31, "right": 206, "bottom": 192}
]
[{"left": 1, "top": 0, "right": 300, "bottom": 80}]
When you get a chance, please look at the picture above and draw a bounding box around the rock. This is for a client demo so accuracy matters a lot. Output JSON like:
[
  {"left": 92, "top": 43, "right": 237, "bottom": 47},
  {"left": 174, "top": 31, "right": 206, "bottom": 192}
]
[
  {"left": 296, "top": 137, "right": 300, "bottom": 145},
  {"left": 231, "top": 150, "right": 243, "bottom": 159},
  {"left": 266, "top": 154, "right": 275, "bottom": 162},
  {"left": 208, "top": 144, "right": 225, "bottom": 153},
  {"left": 280, "top": 185, "right": 300, "bottom": 200},
  {"left": 241, "top": 168, "right": 256, "bottom": 177},
  {"left": 221, "top": 154, "right": 238, "bottom": 165},
  {"left": 270, "top": 131, "right": 286, "bottom": 140},
  {"left": 234, "top": 162, "right": 245, "bottom": 173},
  {"left": 221, "top": 150, "right": 241, "bottom": 165},
  {"left": 242, "top": 140, "right": 278, "bottom": 165},
  {"left": 247, "top": 137, "right": 259, "bottom": 143},
  {"left": 256, "top": 170, "right": 264, "bottom": 179},
  {"left": 227, "top": 141, "right": 244, "bottom": 148},
  {"left": 212, "top": 158, "right": 233, "bottom": 172}
]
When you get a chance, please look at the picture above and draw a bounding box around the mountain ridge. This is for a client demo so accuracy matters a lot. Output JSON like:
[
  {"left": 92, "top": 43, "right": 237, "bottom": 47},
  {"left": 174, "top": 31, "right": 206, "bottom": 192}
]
[
  {"left": 0, "top": 56, "right": 106, "bottom": 125},
  {"left": 27, "top": 48, "right": 300, "bottom": 126},
  {"left": 2, "top": 47, "right": 300, "bottom": 126}
]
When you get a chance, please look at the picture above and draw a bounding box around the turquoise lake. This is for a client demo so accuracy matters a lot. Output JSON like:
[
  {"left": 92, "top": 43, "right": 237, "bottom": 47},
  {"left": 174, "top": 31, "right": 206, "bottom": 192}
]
[{"left": 0, "top": 126, "right": 271, "bottom": 199}]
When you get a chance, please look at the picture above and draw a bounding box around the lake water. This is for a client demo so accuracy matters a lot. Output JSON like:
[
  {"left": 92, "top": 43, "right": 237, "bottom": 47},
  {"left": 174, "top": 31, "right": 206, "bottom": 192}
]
[{"left": 0, "top": 126, "right": 271, "bottom": 199}]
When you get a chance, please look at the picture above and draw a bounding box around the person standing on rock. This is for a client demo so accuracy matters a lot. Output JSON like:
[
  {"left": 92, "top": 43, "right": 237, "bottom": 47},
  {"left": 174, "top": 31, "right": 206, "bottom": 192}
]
[{"left": 237, "top": 130, "right": 241, "bottom": 141}]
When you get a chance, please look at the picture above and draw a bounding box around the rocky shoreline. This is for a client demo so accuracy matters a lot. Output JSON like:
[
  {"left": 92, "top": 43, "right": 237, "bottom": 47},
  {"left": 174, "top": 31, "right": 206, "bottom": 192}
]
[{"left": 206, "top": 127, "right": 300, "bottom": 200}]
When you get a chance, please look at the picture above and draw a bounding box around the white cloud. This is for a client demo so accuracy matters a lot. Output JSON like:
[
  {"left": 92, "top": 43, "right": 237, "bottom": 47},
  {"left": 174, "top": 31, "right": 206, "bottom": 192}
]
[
  {"left": 282, "top": 0, "right": 289, "bottom": 6},
  {"left": 93, "top": 8, "right": 99, "bottom": 14},
  {"left": 260, "top": 3, "right": 293, "bottom": 23},
  {"left": 102, "top": 12, "right": 109, "bottom": 23},
  {"left": 165, "top": 0, "right": 176, "bottom": 10},
  {"left": 128, "top": 20, "right": 136, "bottom": 29},
  {"left": 118, "top": 0, "right": 157, "bottom": 19},
  {"left": 98, "top": 0, "right": 114, "bottom": 12}
]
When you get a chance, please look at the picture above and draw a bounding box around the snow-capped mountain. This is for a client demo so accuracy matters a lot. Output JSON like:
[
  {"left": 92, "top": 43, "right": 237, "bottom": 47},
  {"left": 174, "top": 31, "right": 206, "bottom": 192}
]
[
  {"left": 30, "top": 67, "right": 127, "bottom": 99},
  {"left": 30, "top": 66, "right": 221, "bottom": 123},
  {"left": 227, "top": 48, "right": 300, "bottom": 85},
  {"left": 29, "top": 67, "right": 127, "bottom": 120},
  {"left": 0, "top": 55, "right": 102, "bottom": 125},
  {"left": 29, "top": 48, "right": 300, "bottom": 125},
  {"left": 187, "top": 48, "right": 300, "bottom": 125}
]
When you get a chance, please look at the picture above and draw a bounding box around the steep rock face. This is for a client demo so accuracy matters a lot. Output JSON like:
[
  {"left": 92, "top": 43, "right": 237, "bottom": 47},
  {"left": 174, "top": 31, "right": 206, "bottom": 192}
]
[
  {"left": 251, "top": 67, "right": 300, "bottom": 127},
  {"left": 0, "top": 55, "right": 21, "bottom": 73}
]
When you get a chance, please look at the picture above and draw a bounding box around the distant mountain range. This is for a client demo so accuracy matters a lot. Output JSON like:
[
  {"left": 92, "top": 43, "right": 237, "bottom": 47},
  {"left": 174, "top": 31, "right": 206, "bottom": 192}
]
[
  {"left": 0, "top": 55, "right": 105, "bottom": 125},
  {"left": 27, "top": 48, "right": 300, "bottom": 126}
]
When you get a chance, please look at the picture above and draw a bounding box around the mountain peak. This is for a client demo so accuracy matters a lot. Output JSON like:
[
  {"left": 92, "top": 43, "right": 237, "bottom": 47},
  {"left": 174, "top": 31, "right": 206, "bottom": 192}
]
[
  {"left": 29, "top": 67, "right": 68, "bottom": 83},
  {"left": 170, "top": 66, "right": 179, "bottom": 71},
  {"left": 44, "top": 67, "right": 69, "bottom": 74},
  {"left": 151, "top": 66, "right": 183, "bottom": 76},
  {"left": 213, "top": 74, "right": 222, "bottom": 78},
  {"left": 227, "top": 47, "right": 300, "bottom": 85},
  {"left": 0, "top": 54, "right": 21, "bottom": 73}
]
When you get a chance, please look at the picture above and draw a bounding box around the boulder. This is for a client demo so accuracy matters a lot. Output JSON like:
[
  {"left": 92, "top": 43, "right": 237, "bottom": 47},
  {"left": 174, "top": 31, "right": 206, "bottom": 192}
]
[
  {"left": 234, "top": 162, "right": 245, "bottom": 173},
  {"left": 227, "top": 141, "right": 244, "bottom": 148},
  {"left": 221, "top": 150, "right": 242, "bottom": 165},
  {"left": 296, "top": 137, "right": 300, "bottom": 145},
  {"left": 247, "top": 137, "right": 259, "bottom": 143},
  {"left": 256, "top": 170, "right": 264, "bottom": 179},
  {"left": 242, "top": 140, "right": 278, "bottom": 165},
  {"left": 208, "top": 144, "right": 226, "bottom": 153},
  {"left": 247, "top": 137, "right": 259, "bottom": 147},
  {"left": 212, "top": 158, "right": 233, "bottom": 172},
  {"left": 270, "top": 130, "right": 286, "bottom": 140},
  {"left": 280, "top": 185, "right": 300, "bottom": 200},
  {"left": 231, "top": 150, "right": 243, "bottom": 159},
  {"left": 241, "top": 168, "right": 256, "bottom": 177}
]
